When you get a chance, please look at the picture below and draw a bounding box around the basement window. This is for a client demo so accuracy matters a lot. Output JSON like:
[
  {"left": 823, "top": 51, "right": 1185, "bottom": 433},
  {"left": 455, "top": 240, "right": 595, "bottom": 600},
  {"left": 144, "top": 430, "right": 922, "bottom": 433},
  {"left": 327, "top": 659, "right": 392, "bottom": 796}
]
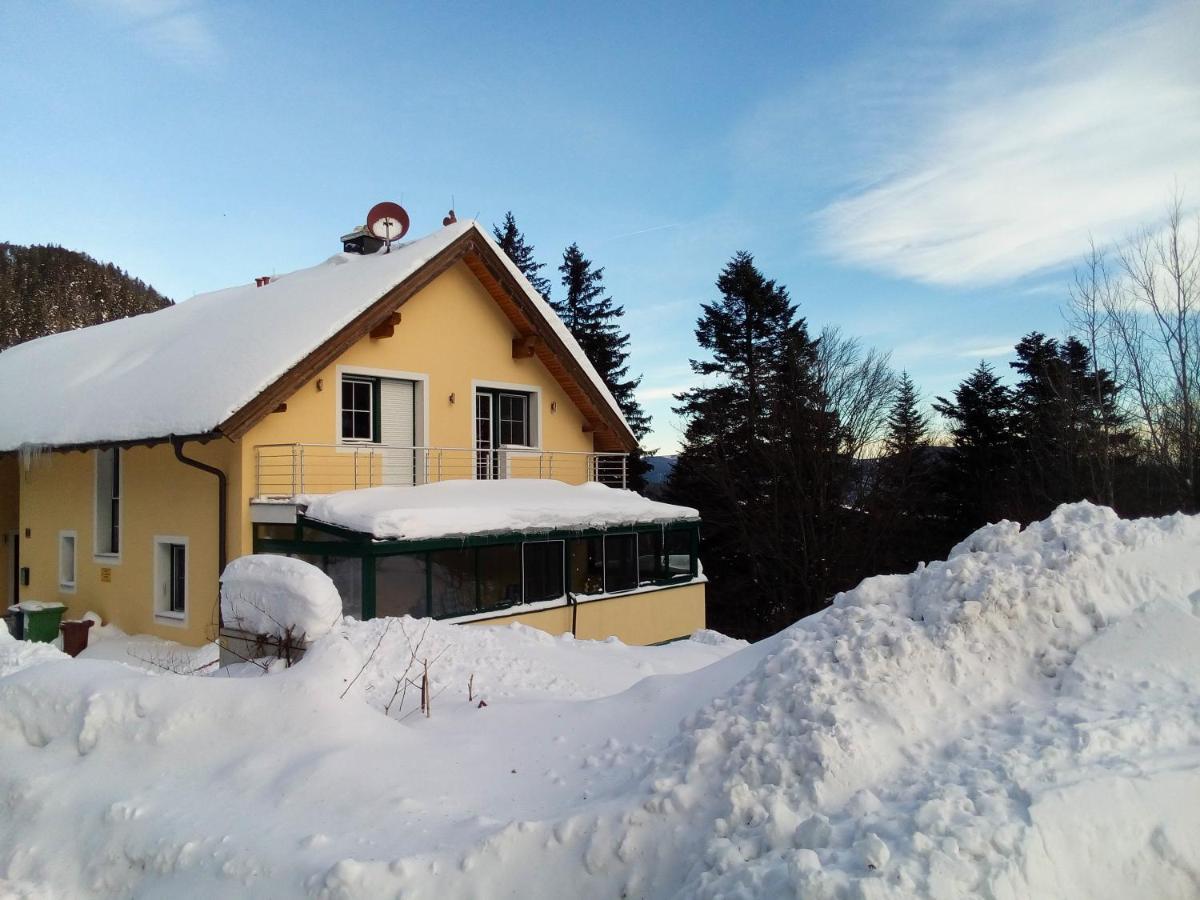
[
  {"left": 95, "top": 448, "right": 121, "bottom": 557},
  {"left": 154, "top": 537, "right": 187, "bottom": 621}
]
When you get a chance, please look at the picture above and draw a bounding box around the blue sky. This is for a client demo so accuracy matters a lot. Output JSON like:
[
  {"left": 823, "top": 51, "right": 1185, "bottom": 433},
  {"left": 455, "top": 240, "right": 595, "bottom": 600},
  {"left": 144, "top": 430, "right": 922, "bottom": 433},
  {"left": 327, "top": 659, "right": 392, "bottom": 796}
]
[{"left": 1, "top": 0, "right": 1197, "bottom": 452}]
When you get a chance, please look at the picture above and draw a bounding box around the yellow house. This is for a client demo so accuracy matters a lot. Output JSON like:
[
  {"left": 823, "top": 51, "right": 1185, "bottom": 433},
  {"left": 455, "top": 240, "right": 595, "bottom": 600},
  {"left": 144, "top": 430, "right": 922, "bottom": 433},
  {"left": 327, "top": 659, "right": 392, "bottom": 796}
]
[{"left": 0, "top": 217, "right": 704, "bottom": 649}]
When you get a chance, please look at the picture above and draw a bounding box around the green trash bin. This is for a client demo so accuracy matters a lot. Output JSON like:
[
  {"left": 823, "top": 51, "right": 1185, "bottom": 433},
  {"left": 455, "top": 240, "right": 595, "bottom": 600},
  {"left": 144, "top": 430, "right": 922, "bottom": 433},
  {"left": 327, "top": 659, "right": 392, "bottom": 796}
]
[{"left": 20, "top": 602, "right": 67, "bottom": 643}]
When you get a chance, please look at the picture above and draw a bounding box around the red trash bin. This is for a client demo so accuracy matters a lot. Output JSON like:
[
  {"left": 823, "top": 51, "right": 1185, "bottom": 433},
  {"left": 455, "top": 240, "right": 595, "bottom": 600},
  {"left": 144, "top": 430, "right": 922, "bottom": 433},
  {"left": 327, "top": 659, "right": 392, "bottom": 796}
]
[{"left": 59, "top": 619, "right": 95, "bottom": 657}]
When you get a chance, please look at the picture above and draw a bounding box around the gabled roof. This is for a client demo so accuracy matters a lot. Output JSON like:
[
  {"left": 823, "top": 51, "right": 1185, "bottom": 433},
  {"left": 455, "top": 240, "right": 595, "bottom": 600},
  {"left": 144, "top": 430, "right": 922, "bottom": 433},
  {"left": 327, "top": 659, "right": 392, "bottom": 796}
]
[{"left": 0, "top": 221, "right": 635, "bottom": 453}]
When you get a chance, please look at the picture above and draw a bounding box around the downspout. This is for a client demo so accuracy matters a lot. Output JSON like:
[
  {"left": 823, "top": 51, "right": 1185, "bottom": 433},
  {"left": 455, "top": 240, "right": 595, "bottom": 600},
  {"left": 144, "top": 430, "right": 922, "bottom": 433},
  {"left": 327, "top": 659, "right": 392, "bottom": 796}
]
[{"left": 171, "top": 436, "right": 228, "bottom": 626}]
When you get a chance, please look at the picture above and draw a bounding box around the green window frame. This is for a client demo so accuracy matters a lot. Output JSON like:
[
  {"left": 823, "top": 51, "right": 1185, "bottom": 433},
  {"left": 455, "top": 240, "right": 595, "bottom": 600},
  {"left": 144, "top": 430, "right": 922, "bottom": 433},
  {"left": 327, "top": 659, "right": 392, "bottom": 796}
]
[{"left": 252, "top": 519, "right": 701, "bottom": 623}]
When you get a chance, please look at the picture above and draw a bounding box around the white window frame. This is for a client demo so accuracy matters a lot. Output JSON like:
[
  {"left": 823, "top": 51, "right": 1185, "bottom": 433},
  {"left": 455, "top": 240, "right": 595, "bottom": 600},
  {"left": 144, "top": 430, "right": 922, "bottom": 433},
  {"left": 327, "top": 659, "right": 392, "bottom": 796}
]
[
  {"left": 335, "top": 366, "right": 429, "bottom": 449},
  {"left": 339, "top": 375, "right": 377, "bottom": 443},
  {"left": 472, "top": 379, "right": 542, "bottom": 449},
  {"left": 152, "top": 535, "right": 188, "bottom": 625},
  {"left": 58, "top": 530, "right": 77, "bottom": 593},
  {"left": 93, "top": 448, "right": 123, "bottom": 563}
]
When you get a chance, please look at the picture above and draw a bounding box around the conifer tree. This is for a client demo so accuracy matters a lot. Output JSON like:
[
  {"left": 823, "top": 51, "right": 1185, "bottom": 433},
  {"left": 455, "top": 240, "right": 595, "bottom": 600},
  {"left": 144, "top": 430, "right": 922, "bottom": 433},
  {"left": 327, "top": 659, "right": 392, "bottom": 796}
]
[
  {"left": 673, "top": 251, "right": 799, "bottom": 453},
  {"left": 670, "top": 251, "right": 839, "bottom": 636},
  {"left": 884, "top": 372, "right": 929, "bottom": 458},
  {"left": 933, "top": 362, "right": 1016, "bottom": 530},
  {"left": 1009, "top": 332, "right": 1129, "bottom": 516},
  {"left": 555, "top": 243, "right": 652, "bottom": 486},
  {"left": 0, "top": 243, "right": 170, "bottom": 350},
  {"left": 868, "top": 371, "right": 949, "bottom": 573},
  {"left": 491, "top": 212, "right": 551, "bottom": 301}
]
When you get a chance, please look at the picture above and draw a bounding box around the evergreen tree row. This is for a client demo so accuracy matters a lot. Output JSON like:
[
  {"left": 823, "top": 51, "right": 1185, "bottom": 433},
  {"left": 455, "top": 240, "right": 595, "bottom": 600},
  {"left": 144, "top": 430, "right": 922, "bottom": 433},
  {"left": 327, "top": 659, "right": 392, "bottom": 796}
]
[
  {"left": 661, "top": 251, "right": 1157, "bottom": 640},
  {"left": 0, "top": 243, "right": 172, "bottom": 350},
  {"left": 492, "top": 213, "right": 652, "bottom": 488}
]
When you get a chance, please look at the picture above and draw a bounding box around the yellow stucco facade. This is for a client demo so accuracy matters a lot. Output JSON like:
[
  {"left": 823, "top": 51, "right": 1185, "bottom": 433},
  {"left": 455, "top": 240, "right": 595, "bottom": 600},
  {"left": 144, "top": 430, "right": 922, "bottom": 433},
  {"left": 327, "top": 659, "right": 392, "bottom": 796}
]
[
  {"left": 5, "top": 259, "right": 705, "bottom": 647},
  {"left": 465, "top": 582, "right": 707, "bottom": 645}
]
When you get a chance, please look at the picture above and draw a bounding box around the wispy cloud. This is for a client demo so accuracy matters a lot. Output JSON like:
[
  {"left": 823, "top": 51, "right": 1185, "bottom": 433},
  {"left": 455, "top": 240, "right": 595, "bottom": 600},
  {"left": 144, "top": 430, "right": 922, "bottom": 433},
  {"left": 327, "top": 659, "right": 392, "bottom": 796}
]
[
  {"left": 956, "top": 344, "right": 1013, "bottom": 359},
  {"left": 80, "top": 0, "right": 220, "bottom": 68},
  {"left": 816, "top": 1, "right": 1200, "bottom": 287}
]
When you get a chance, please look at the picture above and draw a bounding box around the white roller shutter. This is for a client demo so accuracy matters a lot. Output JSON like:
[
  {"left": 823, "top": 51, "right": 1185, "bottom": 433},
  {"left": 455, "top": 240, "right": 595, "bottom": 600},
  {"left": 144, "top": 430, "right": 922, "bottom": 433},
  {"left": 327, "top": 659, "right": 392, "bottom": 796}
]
[{"left": 379, "top": 378, "right": 416, "bottom": 485}]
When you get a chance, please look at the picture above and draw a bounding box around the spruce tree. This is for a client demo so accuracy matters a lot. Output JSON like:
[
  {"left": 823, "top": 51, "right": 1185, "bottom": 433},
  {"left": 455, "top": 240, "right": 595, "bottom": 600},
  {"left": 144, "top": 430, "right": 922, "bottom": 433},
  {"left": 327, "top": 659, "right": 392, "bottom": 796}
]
[
  {"left": 555, "top": 243, "right": 652, "bottom": 486},
  {"left": 673, "top": 251, "right": 798, "bottom": 452},
  {"left": 1009, "top": 332, "right": 1129, "bottom": 515},
  {"left": 492, "top": 212, "right": 552, "bottom": 302},
  {"left": 869, "top": 372, "right": 948, "bottom": 573},
  {"left": 670, "top": 251, "right": 839, "bottom": 636},
  {"left": 933, "top": 362, "right": 1017, "bottom": 530},
  {"left": 884, "top": 372, "right": 929, "bottom": 457}
]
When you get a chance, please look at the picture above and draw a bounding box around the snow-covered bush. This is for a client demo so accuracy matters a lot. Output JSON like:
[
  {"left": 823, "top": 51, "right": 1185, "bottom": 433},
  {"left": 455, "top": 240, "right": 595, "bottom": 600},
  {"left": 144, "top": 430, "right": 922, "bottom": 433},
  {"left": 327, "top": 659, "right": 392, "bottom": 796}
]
[{"left": 219, "top": 554, "right": 341, "bottom": 641}]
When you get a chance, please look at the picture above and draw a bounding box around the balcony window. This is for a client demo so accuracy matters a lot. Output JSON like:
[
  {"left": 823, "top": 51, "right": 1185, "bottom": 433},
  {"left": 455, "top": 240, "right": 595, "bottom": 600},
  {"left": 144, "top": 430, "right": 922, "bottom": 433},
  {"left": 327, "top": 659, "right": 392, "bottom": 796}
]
[{"left": 341, "top": 376, "right": 375, "bottom": 442}]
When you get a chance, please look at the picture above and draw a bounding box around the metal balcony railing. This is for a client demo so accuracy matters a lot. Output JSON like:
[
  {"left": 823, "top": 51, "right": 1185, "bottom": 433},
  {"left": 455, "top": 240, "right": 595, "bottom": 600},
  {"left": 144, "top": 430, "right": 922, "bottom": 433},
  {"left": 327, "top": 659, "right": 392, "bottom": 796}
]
[{"left": 253, "top": 443, "right": 629, "bottom": 498}]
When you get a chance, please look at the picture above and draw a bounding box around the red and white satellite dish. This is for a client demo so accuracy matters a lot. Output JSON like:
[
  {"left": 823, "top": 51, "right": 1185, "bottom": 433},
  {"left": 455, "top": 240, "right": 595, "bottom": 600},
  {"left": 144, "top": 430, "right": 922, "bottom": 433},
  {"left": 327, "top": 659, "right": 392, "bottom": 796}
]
[{"left": 366, "top": 202, "right": 410, "bottom": 251}]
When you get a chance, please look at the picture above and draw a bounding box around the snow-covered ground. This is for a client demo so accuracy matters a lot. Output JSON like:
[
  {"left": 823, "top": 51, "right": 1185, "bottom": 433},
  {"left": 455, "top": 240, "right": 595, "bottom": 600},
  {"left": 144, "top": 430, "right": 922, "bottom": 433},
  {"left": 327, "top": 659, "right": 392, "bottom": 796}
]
[{"left": 2, "top": 502, "right": 1199, "bottom": 898}]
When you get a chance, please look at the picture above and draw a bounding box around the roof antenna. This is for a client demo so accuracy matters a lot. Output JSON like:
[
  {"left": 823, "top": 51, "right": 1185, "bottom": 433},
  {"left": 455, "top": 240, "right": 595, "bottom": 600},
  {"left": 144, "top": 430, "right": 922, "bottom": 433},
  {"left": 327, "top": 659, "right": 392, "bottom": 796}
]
[{"left": 443, "top": 195, "right": 457, "bottom": 227}]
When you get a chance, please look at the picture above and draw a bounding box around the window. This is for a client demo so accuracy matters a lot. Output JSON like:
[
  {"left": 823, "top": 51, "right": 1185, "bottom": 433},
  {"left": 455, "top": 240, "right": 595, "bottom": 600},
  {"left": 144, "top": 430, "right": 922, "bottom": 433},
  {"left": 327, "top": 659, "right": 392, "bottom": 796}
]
[
  {"left": 376, "top": 554, "right": 428, "bottom": 619},
  {"left": 95, "top": 448, "right": 120, "bottom": 556},
  {"left": 638, "top": 531, "right": 662, "bottom": 585},
  {"left": 568, "top": 537, "right": 604, "bottom": 596},
  {"left": 664, "top": 529, "right": 693, "bottom": 578},
  {"left": 325, "top": 556, "right": 364, "bottom": 620},
  {"left": 476, "top": 388, "right": 533, "bottom": 454},
  {"left": 430, "top": 548, "right": 476, "bottom": 618},
  {"left": 523, "top": 541, "right": 564, "bottom": 604},
  {"left": 58, "top": 531, "right": 76, "bottom": 592},
  {"left": 341, "top": 376, "right": 375, "bottom": 442},
  {"left": 498, "top": 393, "right": 530, "bottom": 446},
  {"left": 603, "top": 533, "right": 638, "bottom": 593},
  {"left": 478, "top": 544, "right": 521, "bottom": 609},
  {"left": 154, "top": 538, "right": 187, "bottom": 619}
]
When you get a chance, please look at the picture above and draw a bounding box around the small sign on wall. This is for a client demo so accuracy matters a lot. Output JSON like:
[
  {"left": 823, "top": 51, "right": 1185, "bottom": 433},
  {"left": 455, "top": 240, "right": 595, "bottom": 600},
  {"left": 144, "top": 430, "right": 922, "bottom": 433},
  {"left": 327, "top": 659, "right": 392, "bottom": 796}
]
[{"left": 99, "top": 568, "right": 111, "bottom": 583}]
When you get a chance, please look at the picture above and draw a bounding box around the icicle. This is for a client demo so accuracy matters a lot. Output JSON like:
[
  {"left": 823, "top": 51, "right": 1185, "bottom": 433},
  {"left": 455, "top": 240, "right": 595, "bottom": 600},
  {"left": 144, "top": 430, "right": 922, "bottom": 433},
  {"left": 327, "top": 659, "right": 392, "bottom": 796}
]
[{"left": 17, "top": 442, "right": 49, "bottom": 472}]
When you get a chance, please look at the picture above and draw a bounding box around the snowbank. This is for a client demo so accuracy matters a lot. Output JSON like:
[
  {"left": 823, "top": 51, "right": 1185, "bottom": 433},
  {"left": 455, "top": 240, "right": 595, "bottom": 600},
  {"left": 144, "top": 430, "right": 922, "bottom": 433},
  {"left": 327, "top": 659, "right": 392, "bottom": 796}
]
[
  {"left": 78, "top": 620, "right": 219, "bottom": 674},
  {"left": 1, "top": 503, "right": 1198, "bottom": 899},
  {"left": 302, "top": 479, "right": 698, "bottom": 540},
  {"left": 220, "top": 555, "right": 342, "bottom": 639},
  {"left": 0, "top": 616, "right": 66, "bottom": 678}
]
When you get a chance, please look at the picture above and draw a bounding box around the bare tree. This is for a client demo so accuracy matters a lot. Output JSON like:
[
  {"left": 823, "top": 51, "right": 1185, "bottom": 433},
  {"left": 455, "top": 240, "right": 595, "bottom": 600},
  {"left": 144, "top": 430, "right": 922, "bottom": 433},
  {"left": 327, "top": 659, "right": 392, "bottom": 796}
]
[
  {"left": 1067, "top": 239, "right": 1121, "bottom": 505},
  {"left": 1099, "top": 194, "right": 1200, "bottom": 509},
  {"left": 815, "top": 326, "right": 897, "bottom": 459}
]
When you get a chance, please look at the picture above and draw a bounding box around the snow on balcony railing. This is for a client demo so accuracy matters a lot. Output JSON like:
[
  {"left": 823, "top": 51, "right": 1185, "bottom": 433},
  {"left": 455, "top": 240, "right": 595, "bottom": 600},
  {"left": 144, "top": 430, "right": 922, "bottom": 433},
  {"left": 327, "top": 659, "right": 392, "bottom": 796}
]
[{"left": 253, "top": 443, "right": 629, "bottom": 498}]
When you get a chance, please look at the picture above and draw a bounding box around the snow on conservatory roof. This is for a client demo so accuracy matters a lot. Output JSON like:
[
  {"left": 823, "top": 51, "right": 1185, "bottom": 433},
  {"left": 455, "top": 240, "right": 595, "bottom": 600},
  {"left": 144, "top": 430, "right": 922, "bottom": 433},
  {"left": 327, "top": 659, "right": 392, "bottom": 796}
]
[
  {"left": 300, "top": 480, "right": 699, "bottom": 542},
  {"left": 0, "top": 220, "right": 630, "bottom": 452}
]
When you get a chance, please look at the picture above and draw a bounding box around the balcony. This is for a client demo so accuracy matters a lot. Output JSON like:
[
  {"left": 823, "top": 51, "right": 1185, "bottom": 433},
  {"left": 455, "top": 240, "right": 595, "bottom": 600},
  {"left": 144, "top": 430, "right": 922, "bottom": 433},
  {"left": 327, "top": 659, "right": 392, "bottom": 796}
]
[{"left": 253, "top": 443, "right": 630, "bottom": 499}]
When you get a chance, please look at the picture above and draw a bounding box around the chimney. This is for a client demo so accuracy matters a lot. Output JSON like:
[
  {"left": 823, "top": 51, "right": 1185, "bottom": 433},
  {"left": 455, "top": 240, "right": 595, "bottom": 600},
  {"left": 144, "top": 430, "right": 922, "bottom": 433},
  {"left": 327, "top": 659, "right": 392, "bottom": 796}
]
[
  {"left": 341, "top": 225, "right": 384, "bottom": 255},
  {"left": 255, "top": 276, "right": 271, "bottom": 288}
]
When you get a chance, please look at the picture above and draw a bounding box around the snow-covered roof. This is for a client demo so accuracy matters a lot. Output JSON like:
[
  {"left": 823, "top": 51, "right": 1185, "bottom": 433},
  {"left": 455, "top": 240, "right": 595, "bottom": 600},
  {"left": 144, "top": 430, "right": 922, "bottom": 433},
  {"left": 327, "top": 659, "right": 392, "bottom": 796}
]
[
  {"left": 300, "top": 480, "right": 699, "bottom": 541},
  {"left": 0, "top": 221, "right": 630, "bottom": 452}
]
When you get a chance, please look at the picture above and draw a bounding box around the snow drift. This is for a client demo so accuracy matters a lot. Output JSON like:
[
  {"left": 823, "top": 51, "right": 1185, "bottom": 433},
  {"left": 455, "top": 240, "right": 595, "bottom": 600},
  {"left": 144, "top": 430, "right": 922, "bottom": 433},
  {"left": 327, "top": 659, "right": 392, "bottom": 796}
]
[
  {"left": 1, "top": 503, "right": 1199, "bottom": 899},
  {"left": 220, "top": 554, "right": 342, "bottom": 639}
]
